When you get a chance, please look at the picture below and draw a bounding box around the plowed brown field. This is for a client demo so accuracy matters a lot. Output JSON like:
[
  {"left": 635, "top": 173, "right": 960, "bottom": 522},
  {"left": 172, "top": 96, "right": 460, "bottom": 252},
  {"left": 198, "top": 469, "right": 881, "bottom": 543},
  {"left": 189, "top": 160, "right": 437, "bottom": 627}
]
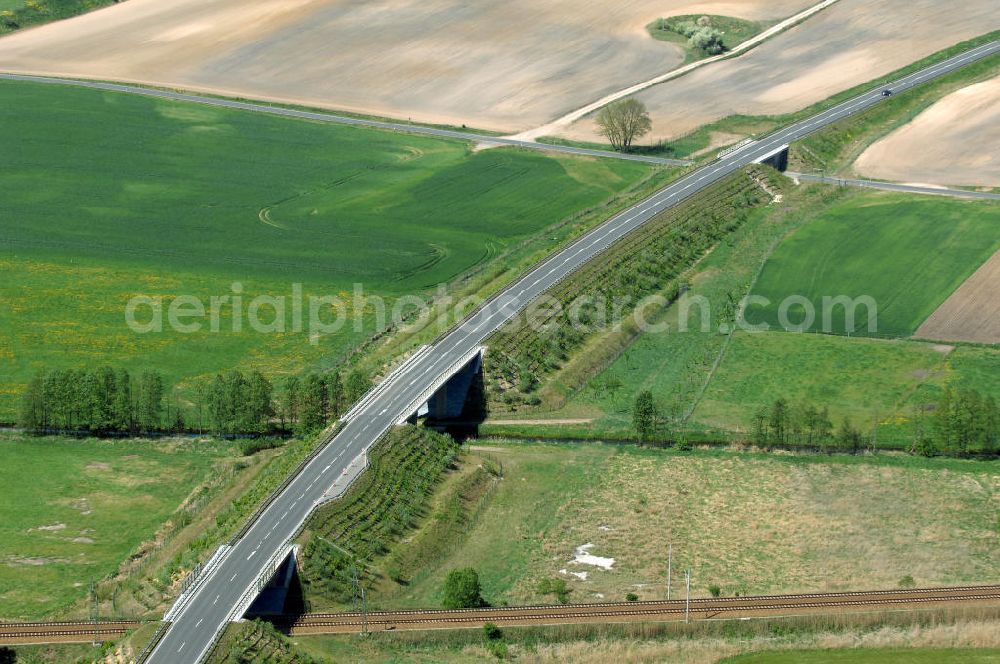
[{"left": 916, "top": 249, "right": 1000, "bottom": 344}]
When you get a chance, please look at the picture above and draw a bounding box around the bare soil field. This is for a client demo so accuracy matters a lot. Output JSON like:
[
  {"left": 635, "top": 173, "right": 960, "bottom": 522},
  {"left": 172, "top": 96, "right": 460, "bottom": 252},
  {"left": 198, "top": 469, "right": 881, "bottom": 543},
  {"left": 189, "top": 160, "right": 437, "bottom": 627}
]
[
  {"left": 557, "top": 0, "right": 1000, "bottom": 143},
  {"left": 855, "top": 76, "right": 1000, "bottom": 188},
  {"left": 916, "top": 249, "right": 1000, "bottom": 344},
  {"left": 0, "top": 0, "right": 812, "bottom": 132}
]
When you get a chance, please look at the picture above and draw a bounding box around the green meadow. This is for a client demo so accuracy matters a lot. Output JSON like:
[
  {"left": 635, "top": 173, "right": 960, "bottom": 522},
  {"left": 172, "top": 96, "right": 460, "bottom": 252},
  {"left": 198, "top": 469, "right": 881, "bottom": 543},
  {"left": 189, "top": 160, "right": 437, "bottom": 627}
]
[
  {"left": 723, "top": 648, "right": 1000, "bottom": 664},
  {"left": 361, "top": 442, "right": 1000, "bottom": 608},
  {"left": 691, "top": 331, "right": 953, "bottom": 433},
  {"left": 744, "top": 193, "right": 1000, "bottom": 337},
  {"left": 0, "top": 433, "right": 234, "bottom": 619},
  {"left": 0, "top": 80, "right": 656, "bottom": 419}
]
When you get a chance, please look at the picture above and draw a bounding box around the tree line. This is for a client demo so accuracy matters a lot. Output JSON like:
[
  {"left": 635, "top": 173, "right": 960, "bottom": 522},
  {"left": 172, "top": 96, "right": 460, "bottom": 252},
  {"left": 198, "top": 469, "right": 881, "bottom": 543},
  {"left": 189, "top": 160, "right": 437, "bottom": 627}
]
[
  {"left": 17, "top": 366, "right": 371, "bottom": 437},
  {"left": 631, "top": 388, "right": 999, "bottom": 458},
  {"left": 18, "top": 367, "right": 168, "bottom": 434},
  {"left": 915, "top": 387, "right": 998, "bottom": 456},
  {"left": 278, "top": 370, "right": 369, "bottom": 433},
  {"left": 750, "top": 389, "right": 999, "bottom": 456},
  {"left": 750, "top": 398, "right": 853, "bottom": 452}
]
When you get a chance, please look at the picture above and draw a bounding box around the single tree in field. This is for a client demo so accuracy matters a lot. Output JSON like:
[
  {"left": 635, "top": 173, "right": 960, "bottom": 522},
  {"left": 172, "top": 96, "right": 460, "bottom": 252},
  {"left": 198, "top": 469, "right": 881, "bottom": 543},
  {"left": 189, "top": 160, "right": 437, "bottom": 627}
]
[
  {"left": 442, "top": 568, "right": 484, "bottom": 609},
  {"left": 282, "top": 376, "right": 300, "bottom": 428},
  {"left": 596, "top": 99, "right": 652, "bottom": 153},
  {"left": 751, "top": 406, "right": 769, "bottom": 446},
  {"left": 633, "top": 390, "right": 658, "bottom": 440},
  {"left": 17, "top": 373, "right": 45, "bottom": 431},
  {"left": 299, "top": 373, "right": 328, "bottom": 432},
  {"left": 327, "top": 372, "right": 345, "bottom": 419},
  {"left": 768, "top": 398, "right": 788, "bottom": 446}
]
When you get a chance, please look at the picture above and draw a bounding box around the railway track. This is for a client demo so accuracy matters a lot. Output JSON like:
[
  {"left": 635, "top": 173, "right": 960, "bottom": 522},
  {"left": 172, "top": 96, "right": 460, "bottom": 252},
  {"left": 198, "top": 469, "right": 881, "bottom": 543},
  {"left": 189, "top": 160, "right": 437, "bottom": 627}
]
[
  {"left": 282, "top": 585, "right": 1000, "bottom": 634},
  {"left": 4, "top": 585, "right": 999, "bottom": 644},
  {"left": 0, "top": 619, "right": 141, "bottom": 645}
]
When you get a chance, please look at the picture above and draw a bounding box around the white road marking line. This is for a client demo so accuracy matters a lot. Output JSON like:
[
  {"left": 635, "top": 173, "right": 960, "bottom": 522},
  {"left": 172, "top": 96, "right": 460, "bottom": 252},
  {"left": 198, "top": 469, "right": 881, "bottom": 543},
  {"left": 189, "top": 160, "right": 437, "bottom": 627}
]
[
  {"left": 213, "top": 595, "right": 219, "bottom": 605},
  {"left": 196, "top": 619, "right": 203, "bottom": 627},
  {"left": 231, "top": 573, "right": 238, "bottom": 581},
  {"left": 178, "top": 642, "right": 185, "bottom": 653}
]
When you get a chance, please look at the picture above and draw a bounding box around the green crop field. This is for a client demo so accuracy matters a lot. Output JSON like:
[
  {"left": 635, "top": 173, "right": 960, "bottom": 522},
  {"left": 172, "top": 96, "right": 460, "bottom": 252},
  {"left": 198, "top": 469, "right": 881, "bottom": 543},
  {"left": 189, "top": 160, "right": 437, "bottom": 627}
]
[
  {"left": 484, "top": 186, "right": 1000, "bottom": 450},
  {"left": 723, "top": 648, "right": 1000, "bottom": 664},
  {"left": 691, "top": 331, "right": 954, "bottom": 434},
  {"left": 0, "top": 79, "right": 657, "bottom": 420},
  {"left": 744, "top": 193, "right": 1000, "bottom": 337},
  {"left": 0, "top": 433, "right": 235, "bottom": 619},
  {"left": 685, "top": 331, "right": 1000, "bottom": 447}
]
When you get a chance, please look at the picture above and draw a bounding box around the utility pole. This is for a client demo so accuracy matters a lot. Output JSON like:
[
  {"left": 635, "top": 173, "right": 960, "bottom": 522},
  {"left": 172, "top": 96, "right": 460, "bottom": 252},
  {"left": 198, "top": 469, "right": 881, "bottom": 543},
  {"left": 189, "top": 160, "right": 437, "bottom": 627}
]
[
  {"left": 666, "top": 543, "right": 672, "bottom": 601},
  {"left": 361, "top": 583, "right": 368, "bottom": 636},
  {"left": 90, "top": 579, "right": 99, "bottom": 646},
  {"left": 685, "top": 570, "right": 691, "bottom": 624},
  {"left": 351, "top": 562, "right": 359, "bottom": 613}
]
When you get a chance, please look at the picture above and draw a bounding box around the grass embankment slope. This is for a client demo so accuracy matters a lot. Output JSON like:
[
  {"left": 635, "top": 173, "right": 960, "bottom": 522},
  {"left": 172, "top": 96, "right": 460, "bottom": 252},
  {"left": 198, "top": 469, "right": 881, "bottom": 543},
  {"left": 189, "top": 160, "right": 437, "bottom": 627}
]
[
  {"left": 292, "top": 620, "right": 1000, "bottom": 664},
  {"left": 0, "top": 79, "right": 659, "bottom": 420},
  {"left": 0, "top": 433, "right": 236, "bottom": 619},
  {"left": 297, "top": 425, "right": 494, "bottom": 612}
]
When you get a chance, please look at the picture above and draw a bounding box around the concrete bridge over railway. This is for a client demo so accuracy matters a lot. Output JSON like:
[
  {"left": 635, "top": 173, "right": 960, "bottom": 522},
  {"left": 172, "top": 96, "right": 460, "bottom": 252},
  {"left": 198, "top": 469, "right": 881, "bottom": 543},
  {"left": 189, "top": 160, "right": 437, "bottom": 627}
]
[{"left": 141, "top": 39, "right": 1000, "bottom": 664}]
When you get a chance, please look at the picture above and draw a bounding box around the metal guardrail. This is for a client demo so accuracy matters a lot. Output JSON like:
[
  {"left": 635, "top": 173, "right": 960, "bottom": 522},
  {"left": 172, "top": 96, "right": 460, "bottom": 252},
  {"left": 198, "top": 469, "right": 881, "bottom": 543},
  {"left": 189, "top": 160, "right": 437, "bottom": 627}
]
[
  {"left": 228, "top": 421, "right": 344, "bottom": 546},
  {"left": 716, "top": 138, "right": 755, "bottom": 159},
  {"left": 393, "top": 346, "right": 486, "bottom": 425},
  {"left": 134, "top": 622, "right": 169, "bottom": 664},
  {"left": 340, "top": 345, "right": 431, "bottom": 422}
]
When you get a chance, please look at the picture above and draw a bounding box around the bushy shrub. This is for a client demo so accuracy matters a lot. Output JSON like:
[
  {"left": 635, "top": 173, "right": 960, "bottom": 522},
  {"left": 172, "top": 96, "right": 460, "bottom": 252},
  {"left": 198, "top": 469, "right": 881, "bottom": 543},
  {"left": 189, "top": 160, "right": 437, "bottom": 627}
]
[{"left": 689, "top": 27, "right": 725, "bottom": 55}]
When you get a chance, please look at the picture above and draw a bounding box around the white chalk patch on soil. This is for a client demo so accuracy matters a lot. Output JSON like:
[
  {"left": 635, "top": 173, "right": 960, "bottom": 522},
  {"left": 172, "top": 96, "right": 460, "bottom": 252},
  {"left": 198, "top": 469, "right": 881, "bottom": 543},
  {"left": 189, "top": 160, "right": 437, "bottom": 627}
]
[
  {"left": 560, "top": 568, "right": 589, "bottom": 580},
  {"left": 31, "top": 523, "right": 67, "bottom": 532},
  {"left": 571, "top": 543, "right": 615, "bottom": 570}
]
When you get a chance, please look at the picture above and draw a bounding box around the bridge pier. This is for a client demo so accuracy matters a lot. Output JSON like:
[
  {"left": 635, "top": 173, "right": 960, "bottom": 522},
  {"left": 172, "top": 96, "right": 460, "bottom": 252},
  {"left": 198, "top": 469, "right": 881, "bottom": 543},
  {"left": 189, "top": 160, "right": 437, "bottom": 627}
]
[
  {"left": 754, "top": 144, "right": 789, "bottom": 171},
  {"left": 396, "top": 347, "right": 487, "bottom": 424},
  {"left": 244, "top": 546, "right": 300, "bottom": 618}
]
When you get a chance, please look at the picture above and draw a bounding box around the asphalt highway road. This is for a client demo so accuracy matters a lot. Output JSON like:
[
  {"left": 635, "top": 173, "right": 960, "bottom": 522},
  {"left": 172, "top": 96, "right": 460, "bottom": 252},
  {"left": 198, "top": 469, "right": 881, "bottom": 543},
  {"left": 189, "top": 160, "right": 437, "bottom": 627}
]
[
  {"left": 0, "top": 72, "right": 686, "bottom": 166},
  {"left": 789, "top": 171, "right": 1000, "bottom": 199},
  {"left": 134, "top": 38, "right": 1000, "bottom": 663}
]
